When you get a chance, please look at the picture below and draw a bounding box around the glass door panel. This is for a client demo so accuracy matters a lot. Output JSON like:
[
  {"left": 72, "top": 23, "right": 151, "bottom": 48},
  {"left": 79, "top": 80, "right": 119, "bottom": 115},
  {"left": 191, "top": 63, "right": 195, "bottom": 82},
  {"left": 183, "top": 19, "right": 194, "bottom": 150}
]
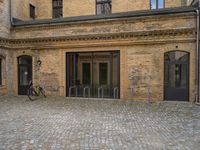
[
  {"left": 66, "top": 51, "right": 120, "bottom": 99},
  {"left": 18, "top": 56, "right": 32, "bottom": 95},
  {"left": 99, "top": 63, "right": 108, "bottom": 85},
  {"left": 19, "top": 66, "right": 29, "bottom": 86},
  {"left": 164, "top": 51, "right": 189, "bottom": 101},
  {"left": 82, "top": 63, "right": 91, "bottom": 85}
]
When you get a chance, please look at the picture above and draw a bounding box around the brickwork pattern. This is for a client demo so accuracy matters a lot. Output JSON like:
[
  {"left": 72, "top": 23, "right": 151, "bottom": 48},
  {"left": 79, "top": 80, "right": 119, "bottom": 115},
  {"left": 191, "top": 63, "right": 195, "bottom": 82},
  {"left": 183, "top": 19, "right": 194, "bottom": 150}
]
[
  {"left": 0, "top": 96, "right": 199, "bottom": 149},
  {"left": 12, "top": 0, "right": 188, "bottom": 20},
  {"left": 12, "top": 0, "right": 37, "bottom": 21},
  {"left": 0, "top": 0, "right": 196, "bottom": 101},
  {"left": 113, "top": 0, "right": 150, "bottom": 13},
  {"left": 11, "top": 14, "right": 195, "bottom": 39},
  {"left": 64, "top": 0, "right": 95, "bottom": 17},
  {"left": 0, "top": 0, "right": 10, "bottom": 38},
  {"left": 36, "top": 0, "right": 52, "bottom": 19}
]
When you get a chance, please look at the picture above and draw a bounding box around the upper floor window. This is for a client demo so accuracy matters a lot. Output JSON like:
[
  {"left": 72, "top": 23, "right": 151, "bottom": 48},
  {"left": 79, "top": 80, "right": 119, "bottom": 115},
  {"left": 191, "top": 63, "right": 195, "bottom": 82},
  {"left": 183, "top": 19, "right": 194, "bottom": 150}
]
[
  {"left": 30, "top": 4, "right": 36, "bottom": 19},
  {"left": 53, "top": 0, "right": 63, "bottom": 18},
  {"left": 96, "top": 0, "right": 112, "bottom": 15},
  {"left": 150, "top": 0, "right": 164, "bottom": 9}
]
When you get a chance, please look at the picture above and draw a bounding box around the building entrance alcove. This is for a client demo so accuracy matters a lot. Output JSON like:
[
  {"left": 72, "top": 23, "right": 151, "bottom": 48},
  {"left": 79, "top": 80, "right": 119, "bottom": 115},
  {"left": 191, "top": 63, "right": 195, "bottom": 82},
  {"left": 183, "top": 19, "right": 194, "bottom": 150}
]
[
  {"left": 66, "top": 51, "right": 120, "bottom": 99},
  {"left": 164, "top": 51, "right": 189, "bottom": 101},
  {"left": 18, "top": 55, "right": 32, "bottom": 95}
]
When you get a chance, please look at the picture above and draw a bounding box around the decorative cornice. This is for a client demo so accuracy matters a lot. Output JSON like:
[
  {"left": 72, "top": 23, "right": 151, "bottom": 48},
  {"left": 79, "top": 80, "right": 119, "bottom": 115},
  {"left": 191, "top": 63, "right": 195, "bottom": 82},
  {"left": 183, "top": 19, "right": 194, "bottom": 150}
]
[
  {"left": 11, "top": 12, "right": 195, "bottom": 31},
  {"left": 12, "top": 6, "right": 196, "bottom": 29},
  {"left": 0, "top": 28, "right": 196, "bottom": 49}
]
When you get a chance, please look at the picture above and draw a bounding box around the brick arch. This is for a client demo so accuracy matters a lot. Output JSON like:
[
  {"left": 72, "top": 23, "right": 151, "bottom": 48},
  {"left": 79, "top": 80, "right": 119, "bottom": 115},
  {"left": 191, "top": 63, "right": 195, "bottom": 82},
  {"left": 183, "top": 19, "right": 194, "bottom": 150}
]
[
  {"left": 17, "top": 54, "right": 33, "bottom": 59},
  {"left": 164, "top": 50, "right": 189, "bottom": 61},
  {"left": 164, "top": 50, "right": 190, "bottom": 54},
  {"left": 16, "top": 52, "right": 34, "bottom": 58}
]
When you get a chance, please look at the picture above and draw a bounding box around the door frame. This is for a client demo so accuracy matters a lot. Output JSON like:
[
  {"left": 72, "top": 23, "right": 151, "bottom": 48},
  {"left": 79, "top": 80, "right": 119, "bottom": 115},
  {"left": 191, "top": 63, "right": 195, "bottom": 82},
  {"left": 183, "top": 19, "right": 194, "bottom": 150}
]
[
  {"left": 66, "top": 51, "right": 120, "bottom": 98},
  {"left": 163, "top": 51, "right": 190, "bottom": 101},
  {"left": 17, "top": 55, "right": 33, "bottom": 95}
]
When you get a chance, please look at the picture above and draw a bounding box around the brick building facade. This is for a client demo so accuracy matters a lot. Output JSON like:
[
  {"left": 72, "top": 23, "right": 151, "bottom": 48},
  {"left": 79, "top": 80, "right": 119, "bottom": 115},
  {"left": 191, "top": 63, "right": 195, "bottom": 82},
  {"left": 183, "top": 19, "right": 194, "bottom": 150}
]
[{"left": 0, "top": 0, "right": 199, "bottom": 102}]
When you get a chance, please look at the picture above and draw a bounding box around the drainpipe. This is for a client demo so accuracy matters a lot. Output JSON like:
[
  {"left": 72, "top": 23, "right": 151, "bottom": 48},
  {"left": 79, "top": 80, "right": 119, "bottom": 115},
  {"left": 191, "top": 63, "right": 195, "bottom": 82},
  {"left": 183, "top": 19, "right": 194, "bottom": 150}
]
[
  {"left": 9, "top": 0, "right": 13, "bottom": 26},
  {"left": 196, "top": 1, "right": 200, "bottom": 105}
]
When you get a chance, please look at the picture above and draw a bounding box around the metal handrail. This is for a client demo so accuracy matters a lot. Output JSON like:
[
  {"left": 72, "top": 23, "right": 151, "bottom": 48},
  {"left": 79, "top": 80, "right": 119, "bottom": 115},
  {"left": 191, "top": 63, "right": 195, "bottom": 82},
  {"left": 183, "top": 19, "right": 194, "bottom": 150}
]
[
  {"left": 83, "top": 86, "right": 91, "bottom": 98},
  {"left": 69, "top": 86, "right": 78, "bottom": 97},
  {"left": 114, "top": 87, "right": 119, "bottom": 99},
  {"left": 98, "top": 86, "right": 104, "bottom": 98}
]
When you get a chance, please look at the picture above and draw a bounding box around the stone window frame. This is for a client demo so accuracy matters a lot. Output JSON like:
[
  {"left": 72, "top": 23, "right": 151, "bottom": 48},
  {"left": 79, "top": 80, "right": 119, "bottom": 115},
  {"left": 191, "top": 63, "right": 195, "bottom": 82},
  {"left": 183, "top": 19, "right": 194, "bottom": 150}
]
[
  {"left": 52, "top": 0, "right": 63, "bottom": 18},
  {"left": 150, "top": 0, "right": 165, "bottom": 10},
  {"left": 96, "top": 0, "right": 112, "bottom": 15},
  {"left": 30, "top": 4, "right": 36, "bottom": 19}
]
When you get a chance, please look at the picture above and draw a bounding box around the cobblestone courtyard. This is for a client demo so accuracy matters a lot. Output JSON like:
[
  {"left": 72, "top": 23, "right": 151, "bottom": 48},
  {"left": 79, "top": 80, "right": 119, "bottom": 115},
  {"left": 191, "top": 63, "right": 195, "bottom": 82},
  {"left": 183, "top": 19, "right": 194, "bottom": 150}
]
[{"left": 0, "top": 96, "right": 200, "bottom": 150}]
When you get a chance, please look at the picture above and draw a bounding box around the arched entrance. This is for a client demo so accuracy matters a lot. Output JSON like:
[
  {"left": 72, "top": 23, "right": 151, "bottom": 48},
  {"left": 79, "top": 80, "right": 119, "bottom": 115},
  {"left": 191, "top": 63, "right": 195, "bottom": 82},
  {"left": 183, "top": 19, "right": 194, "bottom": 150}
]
[
  {"left": 164, "top": 51, "right": 189, "bottom": 101},
  {"left": 18, "top": 55, "right": 32, "bottom": 95}
]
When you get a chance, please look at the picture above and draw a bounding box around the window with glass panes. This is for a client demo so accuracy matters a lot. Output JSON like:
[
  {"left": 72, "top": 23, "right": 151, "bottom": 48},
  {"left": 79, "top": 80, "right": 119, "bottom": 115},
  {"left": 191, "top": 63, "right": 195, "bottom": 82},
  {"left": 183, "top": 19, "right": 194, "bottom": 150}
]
[
  {"left": 96, "top": 0, "right": 112, "bottom": 15},
  {"left": 52, "top": 0, "right": 63, "bottom": 18},
  {"left": 150, "top": 0, "right": 164, "bottom": 9},
  {"left": 30, "top": 4, "right": 35, "bottom": 19}
]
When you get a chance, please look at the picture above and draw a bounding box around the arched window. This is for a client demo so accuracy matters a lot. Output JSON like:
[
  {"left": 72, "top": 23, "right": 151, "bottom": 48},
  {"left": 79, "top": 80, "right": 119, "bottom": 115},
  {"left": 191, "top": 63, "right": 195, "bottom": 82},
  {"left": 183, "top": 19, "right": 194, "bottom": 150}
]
[{"left": 164, "top": 51, "right": 189, "bottom": 62}]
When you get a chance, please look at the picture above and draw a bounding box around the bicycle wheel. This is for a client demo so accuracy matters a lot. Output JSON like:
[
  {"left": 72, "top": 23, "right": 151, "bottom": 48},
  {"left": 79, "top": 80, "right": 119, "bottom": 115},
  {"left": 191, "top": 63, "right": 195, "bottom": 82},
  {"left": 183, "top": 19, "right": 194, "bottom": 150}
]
[
  {"left": 27, "top": 88, "right": 38, "bottom": 101},
  {"left": 39, "top": 87, "right": 47, "bottom": 98}
]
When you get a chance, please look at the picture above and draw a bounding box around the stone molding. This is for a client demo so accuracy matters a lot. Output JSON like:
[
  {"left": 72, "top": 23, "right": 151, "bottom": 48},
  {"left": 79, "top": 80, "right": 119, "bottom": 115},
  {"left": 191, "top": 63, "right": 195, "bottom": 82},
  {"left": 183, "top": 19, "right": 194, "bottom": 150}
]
[
  {"left": 12, "top": 12, "right": 195, "bottom": 30},
  {"left": 0, "top": 27, "right": 196, "bottom": 49}
]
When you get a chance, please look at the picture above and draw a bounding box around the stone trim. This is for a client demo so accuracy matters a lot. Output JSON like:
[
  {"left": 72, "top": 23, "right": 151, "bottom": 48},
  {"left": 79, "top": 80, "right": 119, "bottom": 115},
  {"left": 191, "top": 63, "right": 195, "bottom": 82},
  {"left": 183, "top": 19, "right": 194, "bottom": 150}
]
[
  {"left": 11, "top": 12, "right": 195, "bottom": 31},
  {"left": 0, "top": 28, "right": 196, "bottom": 49},
  {"left": 12, "top": 6, "right": 196, "bottom": 28}
]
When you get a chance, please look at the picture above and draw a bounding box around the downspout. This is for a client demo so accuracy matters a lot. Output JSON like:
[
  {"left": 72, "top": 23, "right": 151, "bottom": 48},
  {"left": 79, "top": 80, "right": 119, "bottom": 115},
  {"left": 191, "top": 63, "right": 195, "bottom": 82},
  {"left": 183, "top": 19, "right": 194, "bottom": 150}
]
[
  {"left": 9, "top": 0, "right": 13, "bottom": 26},
  {"left": 196, "top": 3, "right": 200, "bottom": 105}
]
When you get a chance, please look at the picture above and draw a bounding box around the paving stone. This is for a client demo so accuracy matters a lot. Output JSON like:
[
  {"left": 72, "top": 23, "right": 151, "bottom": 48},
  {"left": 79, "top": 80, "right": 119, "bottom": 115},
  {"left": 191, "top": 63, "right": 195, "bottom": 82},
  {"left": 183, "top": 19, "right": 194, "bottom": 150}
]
[{"left": 0, "top": 96, "right": 199, "bottom": 150}]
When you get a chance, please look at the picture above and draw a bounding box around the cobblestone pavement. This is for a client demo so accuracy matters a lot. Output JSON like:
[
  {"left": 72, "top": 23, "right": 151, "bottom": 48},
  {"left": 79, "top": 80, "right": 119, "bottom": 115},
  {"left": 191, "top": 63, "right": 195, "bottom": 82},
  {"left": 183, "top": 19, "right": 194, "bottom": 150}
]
[{"left": 0, "top": 96, "right": 200, "bottom": 150}]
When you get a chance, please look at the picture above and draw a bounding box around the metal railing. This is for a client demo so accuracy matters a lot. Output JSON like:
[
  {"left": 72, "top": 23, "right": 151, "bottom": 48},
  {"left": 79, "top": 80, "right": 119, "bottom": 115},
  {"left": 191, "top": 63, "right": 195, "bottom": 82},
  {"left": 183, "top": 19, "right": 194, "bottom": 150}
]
[
  {"left": 83, "top": 86, "right": 91, "bottom": 98},
  {"left": 114, "top": 87, "right": 119, "bottom": 99},
  {"left": 98, "top": 86, "right": 104, "bottom": 98},
  {"left": 69, "top": 86, "right": 78, "bottom": 97}
]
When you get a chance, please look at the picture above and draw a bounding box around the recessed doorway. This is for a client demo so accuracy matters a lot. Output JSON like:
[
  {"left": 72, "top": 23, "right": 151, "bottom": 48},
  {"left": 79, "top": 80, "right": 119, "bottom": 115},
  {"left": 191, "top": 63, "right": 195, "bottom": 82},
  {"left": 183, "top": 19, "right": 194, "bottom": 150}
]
[
  {"left": 18, "top": 55, "right": 32, "bottom": 95},
  {"left": 66, "top": 51, "right": 120, "bottom": 99},
  {"left": 164, "top": 51, "right": 189, "bottom": 101}
]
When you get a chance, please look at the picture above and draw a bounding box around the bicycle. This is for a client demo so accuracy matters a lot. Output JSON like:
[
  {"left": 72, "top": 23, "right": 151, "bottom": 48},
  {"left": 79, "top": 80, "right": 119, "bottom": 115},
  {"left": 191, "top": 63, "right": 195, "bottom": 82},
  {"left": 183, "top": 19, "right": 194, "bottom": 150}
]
[{"left": 27, "top": 81, "right": 46, "bottom": 101}]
